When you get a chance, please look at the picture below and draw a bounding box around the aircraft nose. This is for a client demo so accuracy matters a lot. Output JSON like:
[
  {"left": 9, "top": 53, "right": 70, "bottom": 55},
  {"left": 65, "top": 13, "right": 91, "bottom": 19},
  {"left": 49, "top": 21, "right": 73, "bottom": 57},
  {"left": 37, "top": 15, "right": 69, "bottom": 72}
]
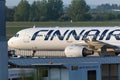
[{"left": 8, "top": 38, "right": 14, "bottom": 48}]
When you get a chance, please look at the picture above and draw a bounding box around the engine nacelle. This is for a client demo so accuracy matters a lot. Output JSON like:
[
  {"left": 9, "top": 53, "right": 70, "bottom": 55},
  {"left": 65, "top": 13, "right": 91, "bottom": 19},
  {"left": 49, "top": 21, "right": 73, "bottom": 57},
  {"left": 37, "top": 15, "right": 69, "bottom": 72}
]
[
  {"left": 64, "top": 45, "right": 94, "bottom": 57},
  {"left": 114, "top": 49, "right": 120, "bottom": 55}
]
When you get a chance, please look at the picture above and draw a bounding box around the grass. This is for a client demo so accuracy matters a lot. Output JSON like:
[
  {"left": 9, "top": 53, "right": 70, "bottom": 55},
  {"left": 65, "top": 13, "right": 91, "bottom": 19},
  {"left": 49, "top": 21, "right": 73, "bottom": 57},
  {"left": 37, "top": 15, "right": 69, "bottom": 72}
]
[
  {"left": 6, "top": 27, "right": 26, "bottom": 39},
  {"left": 6, "top": 21, "right": 120, "bottom": 27},
  {"left": 6, "top": 21, "right": 120, "bottom": 39}
]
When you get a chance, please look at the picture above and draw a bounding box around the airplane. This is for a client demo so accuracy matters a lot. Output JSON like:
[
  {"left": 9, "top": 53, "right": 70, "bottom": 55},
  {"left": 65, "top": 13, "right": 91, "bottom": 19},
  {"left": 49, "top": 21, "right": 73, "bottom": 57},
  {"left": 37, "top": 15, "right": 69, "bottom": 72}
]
[{"left": 8, "top": 26, "right": 120, "bottom": 57}]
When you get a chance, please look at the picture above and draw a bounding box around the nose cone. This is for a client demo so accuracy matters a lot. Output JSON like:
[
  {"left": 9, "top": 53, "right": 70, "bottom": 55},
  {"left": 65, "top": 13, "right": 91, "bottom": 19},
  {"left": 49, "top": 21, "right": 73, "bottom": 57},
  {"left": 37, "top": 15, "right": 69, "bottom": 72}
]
[{"left": 8, "top": 38, "right": 14, "bottom": 48}]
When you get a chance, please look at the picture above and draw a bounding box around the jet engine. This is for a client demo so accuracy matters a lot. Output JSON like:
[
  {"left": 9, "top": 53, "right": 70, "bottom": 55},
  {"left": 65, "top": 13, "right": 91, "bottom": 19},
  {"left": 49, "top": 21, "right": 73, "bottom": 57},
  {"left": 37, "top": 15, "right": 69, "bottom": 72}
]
[
  {"left": 114, "top": 48, "right": 120, "bottom": 55},
  {"left": 64, "top": 45, "right": 94, "bottom": 57}
]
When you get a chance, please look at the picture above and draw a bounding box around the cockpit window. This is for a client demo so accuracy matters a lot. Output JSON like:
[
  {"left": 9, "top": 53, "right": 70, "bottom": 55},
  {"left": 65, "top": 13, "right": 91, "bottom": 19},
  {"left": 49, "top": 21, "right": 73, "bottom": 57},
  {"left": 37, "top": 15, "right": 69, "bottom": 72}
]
[{"left": 14, "top": 34, "right": 19, "bottom": 37}]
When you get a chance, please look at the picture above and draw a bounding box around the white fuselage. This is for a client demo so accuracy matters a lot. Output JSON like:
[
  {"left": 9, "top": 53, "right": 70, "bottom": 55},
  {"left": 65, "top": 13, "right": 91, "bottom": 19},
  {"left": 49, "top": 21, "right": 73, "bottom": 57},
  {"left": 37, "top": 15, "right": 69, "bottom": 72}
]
[{"left": 8, "top": 27, "right": 120, "bottom": 51}]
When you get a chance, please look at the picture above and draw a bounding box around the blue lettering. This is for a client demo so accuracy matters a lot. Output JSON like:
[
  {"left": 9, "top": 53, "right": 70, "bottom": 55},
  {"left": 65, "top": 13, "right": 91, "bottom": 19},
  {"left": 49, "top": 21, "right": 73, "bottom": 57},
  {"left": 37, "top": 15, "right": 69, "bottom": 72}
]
[
  {"left": 31, "top": 29, "right": 120, "bottom": 41},
  {"left": 66, "top": 30, "right": 85, "bottom": 40},
  {"left": 31, "top": 30, "right": 48, "bottom": 40},
  {"left": 82, "top": 29, "right": 100, "bottom": 40},
  {"left": 44, "top": 30, "right": 54, "bottom": 40},
  {"left": 99, "top": 29, "right": 109, "bottom": 40},
  {"left": 50, "top": 30, "right": 69, "bottom": 40},
  {"left": 106, "top": 29, "right": 120, "bottom": 40}
]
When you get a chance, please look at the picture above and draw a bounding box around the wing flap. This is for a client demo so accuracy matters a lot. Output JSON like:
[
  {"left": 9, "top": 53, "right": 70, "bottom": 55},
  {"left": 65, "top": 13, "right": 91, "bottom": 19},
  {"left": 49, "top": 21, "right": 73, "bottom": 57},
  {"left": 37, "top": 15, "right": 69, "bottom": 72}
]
[{"left": 83, "top": 38, "right": 118, "bottom": 50}]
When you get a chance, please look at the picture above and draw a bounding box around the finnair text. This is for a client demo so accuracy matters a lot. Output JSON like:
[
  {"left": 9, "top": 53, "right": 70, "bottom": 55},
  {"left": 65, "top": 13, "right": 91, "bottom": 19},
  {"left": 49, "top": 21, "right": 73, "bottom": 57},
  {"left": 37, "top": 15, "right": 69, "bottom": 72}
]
[{"left": 31, "top": 29, "right": 120, "bottom": 41}]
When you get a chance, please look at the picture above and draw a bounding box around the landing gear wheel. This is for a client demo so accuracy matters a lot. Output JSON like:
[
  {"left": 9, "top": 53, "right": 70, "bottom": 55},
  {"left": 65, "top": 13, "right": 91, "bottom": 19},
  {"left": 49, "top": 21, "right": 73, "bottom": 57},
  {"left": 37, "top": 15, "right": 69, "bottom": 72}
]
[{"left": 115, "top": 52, "right": 119, "bottom": 56}]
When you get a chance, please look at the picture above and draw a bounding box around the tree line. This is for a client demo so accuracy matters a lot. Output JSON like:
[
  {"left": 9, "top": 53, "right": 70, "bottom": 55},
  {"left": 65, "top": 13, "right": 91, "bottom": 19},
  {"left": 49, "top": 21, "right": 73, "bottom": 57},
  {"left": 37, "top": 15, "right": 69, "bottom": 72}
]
[
  {"left": 96, "top": 4, "right": 120, "bottom": 12},
  {"left": 6, "top": 0, "right": 120, "bottom": 22},
  {"left": 90, "top": 4, "right": 120, "bottom": 21}
]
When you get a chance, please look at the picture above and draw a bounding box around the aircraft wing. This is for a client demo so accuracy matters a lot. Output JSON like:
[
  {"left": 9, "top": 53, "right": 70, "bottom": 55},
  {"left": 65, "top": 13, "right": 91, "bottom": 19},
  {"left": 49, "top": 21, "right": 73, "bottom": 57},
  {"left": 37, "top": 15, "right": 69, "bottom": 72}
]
[
  {"left": 83, "top": 38, "right": 118, "bottom": 50},
  {"left": 73, "top": 36, "right": 118, "bottom": 50}
]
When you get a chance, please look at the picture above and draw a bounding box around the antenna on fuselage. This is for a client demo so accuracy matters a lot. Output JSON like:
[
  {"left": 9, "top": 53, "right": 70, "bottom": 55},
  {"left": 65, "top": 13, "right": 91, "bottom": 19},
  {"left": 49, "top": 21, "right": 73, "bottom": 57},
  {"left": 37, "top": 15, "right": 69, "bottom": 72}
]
[{"left": 33, "top": 25, "right": 36, "bottom": 28}]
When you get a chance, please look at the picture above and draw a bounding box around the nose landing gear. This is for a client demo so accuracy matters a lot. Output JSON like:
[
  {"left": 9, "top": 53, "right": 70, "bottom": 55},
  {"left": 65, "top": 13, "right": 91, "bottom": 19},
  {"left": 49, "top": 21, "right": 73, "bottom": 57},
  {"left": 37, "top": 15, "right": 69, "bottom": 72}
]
[{"left": 32, "top": 50, "right": 36, "bottom": 57}]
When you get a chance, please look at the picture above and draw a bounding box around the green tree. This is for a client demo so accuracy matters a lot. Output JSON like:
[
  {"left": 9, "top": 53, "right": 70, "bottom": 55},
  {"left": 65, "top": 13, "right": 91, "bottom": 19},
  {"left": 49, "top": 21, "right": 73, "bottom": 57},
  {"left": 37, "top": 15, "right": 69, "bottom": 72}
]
[
  {"left": 29, "top": 1, "right": 38, "bottom": 21},
  {"left": 38, "top": 0, "right": 48, "bottom": 21},
  {"left": 6, "top": 7, "right": 15, "bottom": 21},
  {"left": 29, "top": 0, "right": 48, "bottom": 21},
  {"left": 14, "top": 0, "right": 30, "bottom": 21},
  {"left": 47, "top": 0, "right": 63, "bottom": 21},
  {"left": 68, "top": 0, "right": 90, "bottom": 21}
]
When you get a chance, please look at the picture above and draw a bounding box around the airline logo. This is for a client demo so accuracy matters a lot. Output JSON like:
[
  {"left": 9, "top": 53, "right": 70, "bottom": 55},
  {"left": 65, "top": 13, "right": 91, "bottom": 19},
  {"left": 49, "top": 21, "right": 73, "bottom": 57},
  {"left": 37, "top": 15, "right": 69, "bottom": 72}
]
[{"left": 31, "top": 29, "right": 120, "bottom": 41}]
